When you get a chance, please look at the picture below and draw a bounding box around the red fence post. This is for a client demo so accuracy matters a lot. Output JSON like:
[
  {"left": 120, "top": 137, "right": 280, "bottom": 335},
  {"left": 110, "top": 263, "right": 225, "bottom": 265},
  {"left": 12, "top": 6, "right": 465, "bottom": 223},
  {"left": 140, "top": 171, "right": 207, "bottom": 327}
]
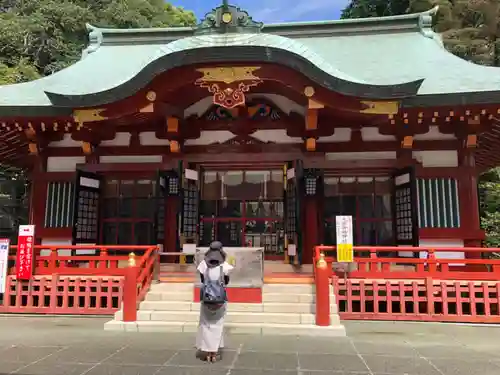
[
  {"left": 315, "top": 252, "right": 330, "bottom": 326},
  {"left": 123, "top": 253, "right": 138, "bottom": 322}
]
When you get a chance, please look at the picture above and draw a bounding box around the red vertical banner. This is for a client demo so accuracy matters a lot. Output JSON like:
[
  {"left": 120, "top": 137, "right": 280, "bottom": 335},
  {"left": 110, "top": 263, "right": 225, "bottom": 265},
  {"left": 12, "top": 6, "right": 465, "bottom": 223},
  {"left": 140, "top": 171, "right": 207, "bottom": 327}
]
[{"left": 16, "top": 225, "right": 35, "bottom": 280}]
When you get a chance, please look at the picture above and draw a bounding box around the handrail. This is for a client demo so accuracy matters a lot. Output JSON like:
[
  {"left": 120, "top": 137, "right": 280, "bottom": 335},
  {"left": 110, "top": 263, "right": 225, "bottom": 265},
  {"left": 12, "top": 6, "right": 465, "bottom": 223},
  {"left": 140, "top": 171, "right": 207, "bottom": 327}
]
[
  {"left": 313, "top": 245, "right": 500, "bottom": 280},
  {"left": 7, "top": 245, "right": 154, "bottom": 276}
]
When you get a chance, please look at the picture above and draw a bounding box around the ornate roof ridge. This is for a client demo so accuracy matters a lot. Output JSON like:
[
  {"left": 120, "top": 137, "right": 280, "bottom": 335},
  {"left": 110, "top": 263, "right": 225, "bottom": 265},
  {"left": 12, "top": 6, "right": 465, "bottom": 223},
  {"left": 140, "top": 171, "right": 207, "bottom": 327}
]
[
  {"left": 263, "top": 6, "right": 439, "bottom": 36},
  {"left": 81, "top": 5, "right": 439, "bottom": 56}
]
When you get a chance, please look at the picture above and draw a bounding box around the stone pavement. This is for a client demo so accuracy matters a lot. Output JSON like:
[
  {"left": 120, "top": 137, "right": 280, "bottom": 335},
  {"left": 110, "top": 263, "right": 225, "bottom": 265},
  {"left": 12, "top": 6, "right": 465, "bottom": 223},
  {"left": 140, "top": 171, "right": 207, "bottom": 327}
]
[{"left": 0, "top": 316, "right": 499, "bottom": 375}]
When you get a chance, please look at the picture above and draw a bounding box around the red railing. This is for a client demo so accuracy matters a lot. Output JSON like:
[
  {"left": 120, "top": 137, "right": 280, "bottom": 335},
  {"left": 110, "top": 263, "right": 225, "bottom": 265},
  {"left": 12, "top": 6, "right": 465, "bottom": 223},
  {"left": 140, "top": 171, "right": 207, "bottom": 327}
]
[
  {"left": 313, "top": 245, "right": 500, "bottom": 324},
  {"left": 1, "top": 245, "right": 159, "bottom": 316},
  {"left": 314, "top": 245, "right": 500, "bottom": 280}
]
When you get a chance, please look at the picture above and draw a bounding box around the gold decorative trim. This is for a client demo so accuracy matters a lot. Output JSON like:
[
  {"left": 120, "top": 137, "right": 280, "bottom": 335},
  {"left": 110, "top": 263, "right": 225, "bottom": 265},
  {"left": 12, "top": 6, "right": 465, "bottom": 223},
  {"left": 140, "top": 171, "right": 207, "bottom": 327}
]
[
  {"left": 316, "top": 252, "right": 327, "bottom": 269},
  {"left": 304, "top": 86, "right": 315, "bottom": 98},
  {"left": 146, "top": 91, "right": 157, "bottom": 102},
  {"left": 73, "top": 109, "right": 107, "bottom": 123},
  {"left": 360, "top": 101, "right": 399, "bottom": 115},
  {"left": 196, "top": 66, "right": 261, "bottom": 84},
  {"left": 195, "top": 66, "right": 263, "bottom": 109}
]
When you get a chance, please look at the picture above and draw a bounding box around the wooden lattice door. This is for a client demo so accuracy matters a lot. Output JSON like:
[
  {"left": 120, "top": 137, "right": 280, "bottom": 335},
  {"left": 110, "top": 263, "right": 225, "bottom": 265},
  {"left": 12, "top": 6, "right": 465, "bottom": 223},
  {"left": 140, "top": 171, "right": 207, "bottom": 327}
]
[
  {"left": 284, "top": 160, "right": 303, "bottom": 263},
  {"left": 155, "top": 170, "right": 167, "bottom": 246},
  {"left": 392, "top": 167, "right": 419, "bottom": 247},
  {"left": 72, "top": 170, "right": 102, "bottom": 245},
  {"left": 180, "top": 163, "right": 200, "bottom": 245}
]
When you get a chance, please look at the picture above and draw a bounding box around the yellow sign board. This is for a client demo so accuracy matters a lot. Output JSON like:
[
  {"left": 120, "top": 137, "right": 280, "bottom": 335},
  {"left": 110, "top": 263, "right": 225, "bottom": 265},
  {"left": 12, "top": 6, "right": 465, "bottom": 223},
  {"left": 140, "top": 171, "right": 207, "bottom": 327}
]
[
  {"left": 336, "top": 215, "right": 354, "bottom": 263},
  {"left": 337, "top": 243, "right": 354, "bottom": 263}
]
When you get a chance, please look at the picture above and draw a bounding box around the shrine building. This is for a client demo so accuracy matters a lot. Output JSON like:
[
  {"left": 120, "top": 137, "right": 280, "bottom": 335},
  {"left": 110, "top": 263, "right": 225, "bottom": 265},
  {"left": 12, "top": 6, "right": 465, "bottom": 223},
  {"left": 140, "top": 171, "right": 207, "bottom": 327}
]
[{"left": 0, "top": 4, "right": 495, "bottom": 265}]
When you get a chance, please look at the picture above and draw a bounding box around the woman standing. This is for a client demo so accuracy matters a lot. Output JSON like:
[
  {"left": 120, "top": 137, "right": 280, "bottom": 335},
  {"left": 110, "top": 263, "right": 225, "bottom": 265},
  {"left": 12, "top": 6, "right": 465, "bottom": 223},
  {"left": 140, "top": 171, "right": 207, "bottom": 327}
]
[{"left": 196, "top": 241, "right": 233, "bottom": 362}]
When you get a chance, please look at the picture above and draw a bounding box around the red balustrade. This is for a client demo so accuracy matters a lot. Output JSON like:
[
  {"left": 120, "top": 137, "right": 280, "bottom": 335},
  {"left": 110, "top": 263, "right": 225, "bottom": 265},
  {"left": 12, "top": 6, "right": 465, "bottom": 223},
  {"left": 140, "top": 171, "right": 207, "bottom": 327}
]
[
  {"left": 314, "top": 245, "right": 500, "bottom": 280},
  {"left": 313, "top": 245, "right": 500, "bottom": 324},
  {"left": 1, "top": 245, "right": 160, "bottom": 317}
]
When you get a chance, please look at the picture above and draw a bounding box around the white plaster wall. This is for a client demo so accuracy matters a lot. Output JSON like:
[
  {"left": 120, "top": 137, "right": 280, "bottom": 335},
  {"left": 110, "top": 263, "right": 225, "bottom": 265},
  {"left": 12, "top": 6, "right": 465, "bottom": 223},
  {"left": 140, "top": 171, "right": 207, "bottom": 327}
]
[
  {"left": 414, "top": 126, "right": 456, "bottom": 141},
  {"left": 100, "top": 132, "right": 130, "bottom": 146},
  {"left": 361, "top": 127, "right": 396, "bottom": 141},
  {"left": 47, "top": 156, "right": 86, "bottom": 172},
  {"left": 48, "top": 134, "right": 80, "bottom": 148},
  {"left": 99, "top": 155, "right": 162, "bottom": 163},
  {"left": 317, "top": 128, "right": 351, "bottom": 143},
  {"left": 325, "top": 151, "right": 397, "bottom": 161},
  {"left": 412, "top": 150, "right": 458, "bottom": 167},
  {"left": 184, "top": 131, "right": 235, "bottom": 145},
  {"left": 40, "top": 239, "right": 72, "bottom": 256},
  {"left": 251, "top": 129, "right": 302, "bottom": 144},
  {"left": 140, "top": 132, "right": 170, "bottom": 146},
  {"left": 40, "top": 239, "right": 97, "bottom": 256},
  {"left": 418, "top": 239, "right": 465, "bottom": 266}
]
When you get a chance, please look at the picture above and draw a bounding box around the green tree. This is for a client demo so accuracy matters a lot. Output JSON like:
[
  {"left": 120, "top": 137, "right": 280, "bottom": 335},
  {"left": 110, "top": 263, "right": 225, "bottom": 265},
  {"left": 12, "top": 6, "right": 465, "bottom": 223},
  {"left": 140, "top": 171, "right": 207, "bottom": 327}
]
[
  {"left": 341, "top": 0, "right": 410, "bottom": 19},
  {"left": 0, "top": 0, "right": 196, "bottom": 82},
  {"left": 0, "top": 0, "right": 196, "bottom": 237},
  {"left": 342, "top": 0, "right": 500, "bottom": 245},
  {"left": 479, "top": 168, "right": 500, "bottom": 248}
]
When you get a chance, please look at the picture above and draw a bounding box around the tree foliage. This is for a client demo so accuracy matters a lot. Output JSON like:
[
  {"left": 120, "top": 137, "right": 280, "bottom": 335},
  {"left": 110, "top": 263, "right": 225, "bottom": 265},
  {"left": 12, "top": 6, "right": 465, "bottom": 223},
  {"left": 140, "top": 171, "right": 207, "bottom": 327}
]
[
  {"left": 342, "top": 0, "right": 500, "bottom": 67},
  {"left": 0, "top": 0, "right": 196, "bottom": 238},
  {"left": 0, "top": 0, "right": 196, "bottom": 83},
  {"left": 342, "top": 0, "right": 500, "bottom": 245}
]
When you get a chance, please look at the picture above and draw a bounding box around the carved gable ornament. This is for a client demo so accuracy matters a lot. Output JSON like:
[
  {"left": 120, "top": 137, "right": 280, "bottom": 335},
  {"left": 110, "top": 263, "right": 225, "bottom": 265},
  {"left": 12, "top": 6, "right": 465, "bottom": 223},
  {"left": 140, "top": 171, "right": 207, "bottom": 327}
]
[
  {"left": 194, "top": 0, "right": 263, "bottom": 35},
  {"left": 195, "top": 66, "right": 263, "bottom": 109}
]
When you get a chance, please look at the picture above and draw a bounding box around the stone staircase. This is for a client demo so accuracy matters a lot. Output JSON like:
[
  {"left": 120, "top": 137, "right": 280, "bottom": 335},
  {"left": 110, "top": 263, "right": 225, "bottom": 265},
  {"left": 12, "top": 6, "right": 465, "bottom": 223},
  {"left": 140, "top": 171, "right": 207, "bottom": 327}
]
[{"left": 104, "top": 283, "right": 346, "bottom": 336}]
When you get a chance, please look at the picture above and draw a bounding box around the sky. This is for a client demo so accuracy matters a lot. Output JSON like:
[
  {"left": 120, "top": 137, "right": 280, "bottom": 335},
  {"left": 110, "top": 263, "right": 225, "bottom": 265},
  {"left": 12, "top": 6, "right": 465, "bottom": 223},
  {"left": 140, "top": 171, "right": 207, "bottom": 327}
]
[{"left": 170, "top": 0, "right": 350, "bottom": 23}]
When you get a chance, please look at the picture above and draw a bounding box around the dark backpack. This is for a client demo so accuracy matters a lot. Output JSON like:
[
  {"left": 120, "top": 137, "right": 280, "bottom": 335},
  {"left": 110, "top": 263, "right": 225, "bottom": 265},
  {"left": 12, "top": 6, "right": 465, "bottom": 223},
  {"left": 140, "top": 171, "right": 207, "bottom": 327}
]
[{"left": 200, "top": 265, "right": 227, "bottom": 306}]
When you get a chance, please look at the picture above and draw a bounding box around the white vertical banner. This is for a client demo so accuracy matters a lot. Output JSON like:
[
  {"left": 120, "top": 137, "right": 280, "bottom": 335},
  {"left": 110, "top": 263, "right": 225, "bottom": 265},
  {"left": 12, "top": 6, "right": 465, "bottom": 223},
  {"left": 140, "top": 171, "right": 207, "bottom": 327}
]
[
  {"left": 0, "top": 238, "right": 10, "bottom": 293},
  {"left": 335, "top": 216, "right": 354, "bottom": 263}
]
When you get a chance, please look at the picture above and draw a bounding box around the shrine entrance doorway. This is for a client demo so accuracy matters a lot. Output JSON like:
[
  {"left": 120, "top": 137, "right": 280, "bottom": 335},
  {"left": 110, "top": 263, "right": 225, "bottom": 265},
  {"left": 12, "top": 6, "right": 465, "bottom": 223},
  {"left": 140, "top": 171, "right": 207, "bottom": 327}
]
[{"left": 199, "top": 169, "right": 286, "bottom": 260}]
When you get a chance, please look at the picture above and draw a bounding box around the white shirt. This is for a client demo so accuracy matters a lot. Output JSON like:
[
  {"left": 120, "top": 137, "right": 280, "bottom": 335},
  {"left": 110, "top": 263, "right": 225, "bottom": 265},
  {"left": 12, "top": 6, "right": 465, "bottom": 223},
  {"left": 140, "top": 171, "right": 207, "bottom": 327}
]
[{"left": 197, "top": 260, "right": 234, "bottom": 281}]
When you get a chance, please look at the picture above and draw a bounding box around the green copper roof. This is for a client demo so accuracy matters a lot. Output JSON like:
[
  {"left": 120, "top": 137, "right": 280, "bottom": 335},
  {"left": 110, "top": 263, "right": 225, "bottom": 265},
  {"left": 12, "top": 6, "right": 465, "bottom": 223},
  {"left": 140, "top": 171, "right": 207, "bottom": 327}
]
[{"left": 1, "top": 5, "right": 500, "bottom": 115}]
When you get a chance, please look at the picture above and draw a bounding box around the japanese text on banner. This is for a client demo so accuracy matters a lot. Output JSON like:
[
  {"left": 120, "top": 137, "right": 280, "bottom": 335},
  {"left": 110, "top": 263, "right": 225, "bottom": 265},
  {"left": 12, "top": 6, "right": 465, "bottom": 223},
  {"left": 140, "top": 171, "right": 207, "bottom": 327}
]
[
  {"left": 0, "top": 238, "right": 10, "bottom": 293},
  {"left": 16, "top": 225, "right": 35, "bottom": 280},
  {"left": 335, "top": 216, "right": 354, "bottom": 263}
]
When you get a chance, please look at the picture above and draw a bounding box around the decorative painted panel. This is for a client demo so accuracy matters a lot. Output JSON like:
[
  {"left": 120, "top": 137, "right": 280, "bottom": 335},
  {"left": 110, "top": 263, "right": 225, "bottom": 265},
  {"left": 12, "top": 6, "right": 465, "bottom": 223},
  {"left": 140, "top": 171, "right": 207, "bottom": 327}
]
[
  {"left": 44, "top": 182, "right": 75, "bottom": 228},
  {"left": 417, "top": 178, "right": 460, "bottom": 228}
]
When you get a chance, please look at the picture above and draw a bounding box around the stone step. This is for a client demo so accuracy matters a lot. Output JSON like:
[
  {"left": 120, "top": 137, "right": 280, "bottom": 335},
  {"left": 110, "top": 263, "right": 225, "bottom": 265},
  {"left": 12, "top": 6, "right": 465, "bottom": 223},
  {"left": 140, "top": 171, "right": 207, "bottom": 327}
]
[
  {"left": 117, "top": 310, "right": 341, "bottom": 325},
  {"left": 145, "top": 291, "right": 193, "bottom": 302},
  {"left": 147, "top": 283, "right": 338, "bottom": 296},
  {"left": 263, "top": 284, "right": 335, "bottom": 294},
  {"left": 104, "top": 320, "right": 346, "bottom": 337},
  {"left": 149, "top": 283, "right": 193, "bottom": 292},
  {"left": 144, "top": 291, "right": 336, "bottom": 303},
  {"left": 262, "top": 292, "right": 336, "bottom": 304},
  {"left": 138, "top": 301, "right": 339, "bottom": 314}
]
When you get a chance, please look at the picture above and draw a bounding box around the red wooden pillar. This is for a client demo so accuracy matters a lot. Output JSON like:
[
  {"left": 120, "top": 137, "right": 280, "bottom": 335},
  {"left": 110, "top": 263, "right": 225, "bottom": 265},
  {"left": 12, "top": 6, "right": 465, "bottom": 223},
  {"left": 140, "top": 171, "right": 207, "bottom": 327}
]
[
  {"left": 303, "top": 196, "right": 319, "bottom": 264},
  {"left": 165, "top": 196, "right": 178, "bottom": 263},
  {"left": 458, "top": 150, "right": 483, "bottom": 261},
  {"left": 29, "top": 156, "right": 47, "bottom": 246}
]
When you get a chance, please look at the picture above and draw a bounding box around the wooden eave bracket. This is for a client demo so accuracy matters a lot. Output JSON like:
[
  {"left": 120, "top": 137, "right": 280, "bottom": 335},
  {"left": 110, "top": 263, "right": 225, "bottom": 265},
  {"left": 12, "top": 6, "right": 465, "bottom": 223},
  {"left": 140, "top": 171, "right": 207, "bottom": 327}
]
[
  {"left": 466, "top": 134, "right": 477, "bottom": 148},
  {"left": 169, "top": 139, "right": 181, "bottom": 153},
  {"left": 401, "top": 135, "right": 413, "bottom": 149},
  {"left": 306, "top": 99, "right": 324, "bottom": 131},
  {"left": 305, "top": 137, "right": 316, "bottom": 151},
  {"left": 81, "top": 141, "right": 95, "bottom": 155},
  {"left": 166, "top": 116, "right": 179, "bottom": 133}
]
